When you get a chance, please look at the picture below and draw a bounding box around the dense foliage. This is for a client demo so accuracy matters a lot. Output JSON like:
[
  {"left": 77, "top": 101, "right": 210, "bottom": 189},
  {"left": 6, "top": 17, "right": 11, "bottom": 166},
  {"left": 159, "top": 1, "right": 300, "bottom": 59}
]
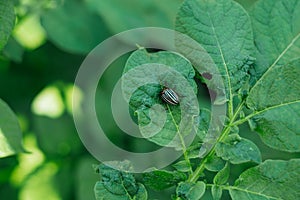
[{"left": 0, "top": 0, "right": 299, "bottom": 200}]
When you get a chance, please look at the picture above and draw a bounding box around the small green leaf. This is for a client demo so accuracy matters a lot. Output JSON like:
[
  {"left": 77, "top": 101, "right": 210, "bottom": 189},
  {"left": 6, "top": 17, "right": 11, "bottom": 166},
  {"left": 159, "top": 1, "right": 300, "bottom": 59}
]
[
  {"left": 186, "top": 143, "right": 203, "bottom": 159},
  {"left": 176, "top": 0, "right": 255, "bottom": 106},
  {"left": 205, "top": 155, "right": 226, "bottom": 172},
  {"left": 215, "top": 134, "right": 262, "bottom": 164},
  {"left": 123, "top": 48, "right": 198, "bottom": 148},
  {"left": 213, "top": 162, "right": 230, "bottom": 185},
  {"left": 211, "top": 185, "right": 222, "bottom": 200},
  {"left": 0, "top": 0, "right": 15, "bottom": 51},
  {"left": 0, "top": 99, "right": 25, "bottom": 158},
  {"left": 229, "top": 159, "right": 300, "bottom": 200},
  {"left": 94, "top": 162, "right": 147, "bottom": 200},
  {"left": 95, "top": 182, "right": 147, "bottom": 200},
  {"left": 173, "top": 160, "right": 191, "bottom": 173},
  {"left": 143, "top": 170, "right": 186, "bottom": 191},
  {"left": 176, "top": 181, "right": 206, "bottom": 200},
  {"left": 250, "top": 0, "right": 300, "bottom": 77},
  {"left": 41, "top": 1, "right": 110, "bottom": 54},
  {"left": 246, "top": 58, "right": 300, "bottom": 152},
  {"left": 196, "top": 108, "right": 211, "bottom": 141}
]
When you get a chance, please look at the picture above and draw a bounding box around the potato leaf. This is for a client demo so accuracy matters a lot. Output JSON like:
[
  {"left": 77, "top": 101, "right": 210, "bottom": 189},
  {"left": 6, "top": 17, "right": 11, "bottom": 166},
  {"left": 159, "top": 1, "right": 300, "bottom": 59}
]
[
  {"left": 94, "top": 162, "right": 147, "bottom": 200},
  {"left": 246, "top": 58, "right": 300, "bottom": 152},
  {"left": 122, "top": 48, "right": 198, "bottom": 148},
  {"left": 229, "top": 159, "right": 300, "bottom": 200},
  {"left": 176, "top": 181, "right": 206, "bottom": 200},
  {"left": 215, "top": 134, "right": 262, "bottom": 164},
  {"left": 176, "top": 0, "right": 255, "bottom": 108},
  {"left": 143, "top": 170, "right": 186, "bottom": 191},
  {"left": 250, "top": 0, "right": 300, "bottom": 77}
]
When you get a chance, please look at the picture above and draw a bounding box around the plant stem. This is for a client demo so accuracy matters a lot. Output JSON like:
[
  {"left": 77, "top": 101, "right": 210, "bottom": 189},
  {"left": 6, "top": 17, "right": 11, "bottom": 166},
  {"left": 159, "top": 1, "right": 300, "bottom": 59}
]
[
  {"left": 167, "top": 105, "right": 193, "bottom": 175},
  {"left": 188, "top": 101, "right": 246, "bottom": 183}
]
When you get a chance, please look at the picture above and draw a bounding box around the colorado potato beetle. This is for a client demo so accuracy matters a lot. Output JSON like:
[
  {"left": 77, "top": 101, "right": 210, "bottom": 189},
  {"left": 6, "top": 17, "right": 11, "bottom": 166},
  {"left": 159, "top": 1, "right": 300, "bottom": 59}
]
[{"left": 161, "top": 88, "right": 180, "bottom": 105}]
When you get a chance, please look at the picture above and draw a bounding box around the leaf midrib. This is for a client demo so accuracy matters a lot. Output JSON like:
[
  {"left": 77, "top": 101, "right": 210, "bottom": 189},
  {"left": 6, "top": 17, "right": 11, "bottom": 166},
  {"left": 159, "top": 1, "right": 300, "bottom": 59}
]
[
  {"left": 228, "top": 186, "right": 280, "bottom": 200},
  {"left": 206, "top": 10, "right": 233, "bottom": 118},
  {"left": 234, "top": 99, "right": 300, "bottom": 126}
]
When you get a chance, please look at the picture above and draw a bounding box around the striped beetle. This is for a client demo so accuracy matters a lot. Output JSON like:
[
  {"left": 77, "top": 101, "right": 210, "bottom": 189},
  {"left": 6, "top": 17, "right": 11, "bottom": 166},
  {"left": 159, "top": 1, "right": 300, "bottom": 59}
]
[{"left": 161, "top": 88, "right": 180, "bottom": 105}]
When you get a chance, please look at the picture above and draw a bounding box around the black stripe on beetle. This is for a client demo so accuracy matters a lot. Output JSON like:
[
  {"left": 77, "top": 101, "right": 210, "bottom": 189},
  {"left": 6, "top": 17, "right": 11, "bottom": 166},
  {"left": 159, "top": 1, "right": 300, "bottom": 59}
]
[{"left": 161, "top": 88, "right": 180, "bottom": 105}]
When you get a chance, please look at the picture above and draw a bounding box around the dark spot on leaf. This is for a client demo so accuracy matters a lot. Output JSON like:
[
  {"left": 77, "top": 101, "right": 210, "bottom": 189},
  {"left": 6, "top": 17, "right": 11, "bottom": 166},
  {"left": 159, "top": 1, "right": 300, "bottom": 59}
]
[{"left": 202, "top": 72, "right": 212, "bottom": 80}]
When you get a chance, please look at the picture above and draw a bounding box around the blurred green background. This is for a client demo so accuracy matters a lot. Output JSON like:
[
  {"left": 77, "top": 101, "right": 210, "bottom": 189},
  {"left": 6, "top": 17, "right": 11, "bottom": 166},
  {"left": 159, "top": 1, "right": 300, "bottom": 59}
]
[{"left": 0, "top": 0, "right": 298, "bottom": 200}]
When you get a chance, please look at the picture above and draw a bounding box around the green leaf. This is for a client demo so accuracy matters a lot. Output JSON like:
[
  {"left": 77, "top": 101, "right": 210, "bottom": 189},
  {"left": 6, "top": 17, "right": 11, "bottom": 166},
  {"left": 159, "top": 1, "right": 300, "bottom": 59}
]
[
  {"left": 0, "top": 99, "right": 25, "bottom": 158},
  {"left": 246, "top": 58, "right": 300, "bottom": 152},
  {"left": 123, "top": 48, "right": 198, "bottom": 148},
  {"left": 41, "top": 0, "right": 110, "bottom": 54},
  {"left": 95, "top": 182, "right": 147, "bottom": 200},
  {"left": 143, "top": 170, "right": 186, "bottom": 191},
  {"left": 215, "top": 134, "right": 261, "bottom": 164},
  {"left": 250, "top": 0, "right": 300, "bottom": 77},
  {"left": 211, "top": 185, "right": 222, "bottom": 200},
  {"left": 0, "top": 0, "right": 15, "bottom": 51},
  {"left": 33, "top": 115, "right": 82, "bottom": 157},
  {"left": 85, "top": 0, "right": 181, "bottom": 33},
  {"left": 173, "top": 160, "right": 192, "bottom": 173},
  {"left": 94, "top": 162, "right": 147, "bottom": 200},
  {"left": 213, "top": 162, "right": 230, "bottom": 185},
  {"left": 2, "top": 37, "right": 24, "bottom": 63},
  {"left": 176, "top": 0, "right": 255, "bottom": 109},
  {"left": 205, "top": 155, "right": 226, "bottom": 172},
  {"left": 186, "top": 143, "right": 203, "bottom": 159},
  {"left": 229, "top": 159, "right": 300, "bottom": 200},
  {"left": 176, "top": 181, "right": 206, "bottom": 200},
  {"left": 196, "top": 108, "right": 211, "bottom": 141}
]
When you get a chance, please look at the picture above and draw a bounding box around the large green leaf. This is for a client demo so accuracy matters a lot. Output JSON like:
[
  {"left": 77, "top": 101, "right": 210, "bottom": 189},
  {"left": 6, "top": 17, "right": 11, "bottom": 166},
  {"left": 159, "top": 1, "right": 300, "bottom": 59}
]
[
  {"left": 215, "top": 134, "right": 262, "bottom": 164},
  {"left": 94, "top": 162, "right": 147, "bottom": 200},
  {"left": 250, "top": 0, "right": 300, "bottom": 77},
  {"left": 229, "top": 159, "right": 300, "bottom": 200},
  {"left": 246, "top": 58, "right": 300, "bottom": 152},
  {"left": 0, "top": 99, "right": 24, "bottom": 158},
  {"left": 41, "top": 0, "right": 110, "bottom": 54},
  {"left": 176, "top": 0, "right": 255, "bottom": 109},
  {"left": 122, "top": 48, "right": 198, "bottom": 148},
  {"left": 0, "top": 0, "right": 15, "bottom": 51}
]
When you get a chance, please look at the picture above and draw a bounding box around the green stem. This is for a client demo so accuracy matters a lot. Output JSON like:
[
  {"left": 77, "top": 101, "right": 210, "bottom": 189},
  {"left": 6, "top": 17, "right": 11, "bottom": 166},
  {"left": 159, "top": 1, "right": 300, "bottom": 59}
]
[
  {"left": 167, "top": 105, "right": 193, "bottom": 175},
  {"left": 188, "top": 101, "right": 246, "bottom": 183}
]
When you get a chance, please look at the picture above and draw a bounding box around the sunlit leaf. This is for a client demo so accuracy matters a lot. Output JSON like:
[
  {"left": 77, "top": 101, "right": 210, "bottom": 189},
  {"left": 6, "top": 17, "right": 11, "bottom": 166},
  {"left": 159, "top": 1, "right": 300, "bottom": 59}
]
[
  {"left": 0, "top": 99, "right": 25, "bottom": 158},
  {"left": 14, "top": 14, "right": 46, "bottom": 50}
]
